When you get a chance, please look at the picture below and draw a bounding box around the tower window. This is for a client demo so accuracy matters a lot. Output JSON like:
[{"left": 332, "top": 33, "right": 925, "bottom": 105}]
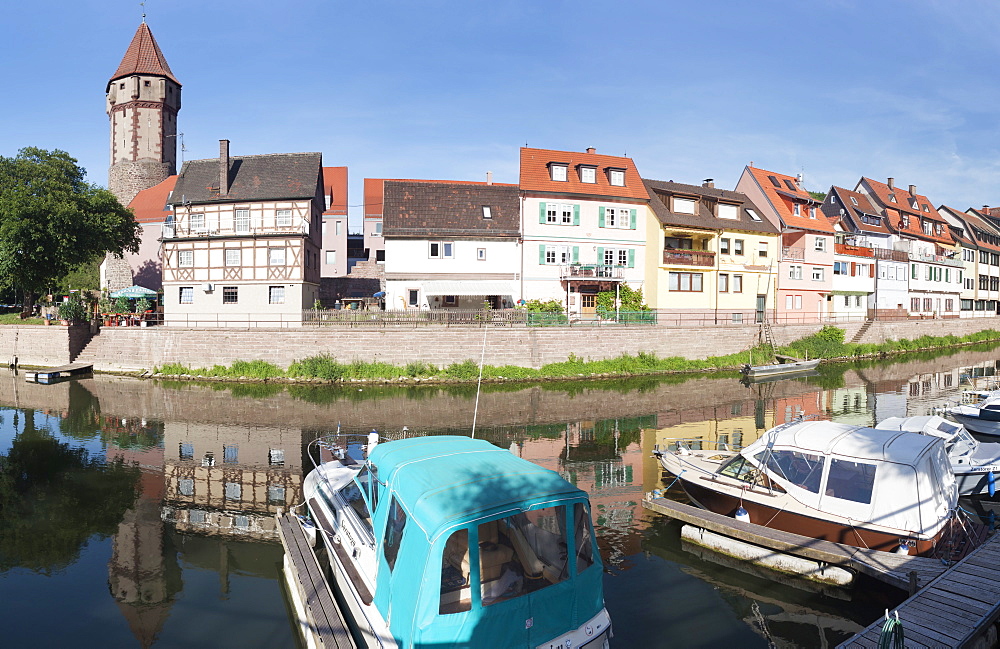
[
  {"left": 144, "top": 80, "right": 150, "bottom": 87},
  {"left": 119, "top": 83, "right": 125, "bottom": 89}
]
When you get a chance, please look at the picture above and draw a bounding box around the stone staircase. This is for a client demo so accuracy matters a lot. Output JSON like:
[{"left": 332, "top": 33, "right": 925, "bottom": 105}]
[{"left": 849, "top": 319, "right": 875, "bottom": 344}]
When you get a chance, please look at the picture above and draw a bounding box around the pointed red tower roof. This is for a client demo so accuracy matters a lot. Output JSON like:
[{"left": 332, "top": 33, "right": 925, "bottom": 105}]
[{"left": 108, "top": 23, "right": 180, "bottom": 90}]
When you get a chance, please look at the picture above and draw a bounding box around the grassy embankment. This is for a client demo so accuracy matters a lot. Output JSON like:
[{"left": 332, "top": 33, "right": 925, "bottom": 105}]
[
  {"left": 0, "top": 313, "right": 44, "bottom": 325},
  {"left": 151, "top": 326, "right": 1000, "bottom": 383}
]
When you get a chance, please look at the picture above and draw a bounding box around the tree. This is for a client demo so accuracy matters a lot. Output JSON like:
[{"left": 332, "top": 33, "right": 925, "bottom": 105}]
[{"left": 0, "top": 147, "right": 140, "bottom": 316}]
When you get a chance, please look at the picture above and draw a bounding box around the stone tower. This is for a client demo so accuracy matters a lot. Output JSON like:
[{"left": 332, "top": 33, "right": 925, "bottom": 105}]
[{"left": 103, "top": 22, "right": 181, "bottom": 291}]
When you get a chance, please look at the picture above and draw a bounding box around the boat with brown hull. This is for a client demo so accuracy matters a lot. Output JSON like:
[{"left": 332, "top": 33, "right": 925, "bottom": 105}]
[{"left": 653, "top": 419, "right": 982, "bottom": 560}]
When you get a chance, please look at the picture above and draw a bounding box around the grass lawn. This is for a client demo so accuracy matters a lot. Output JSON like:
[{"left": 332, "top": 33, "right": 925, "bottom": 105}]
[{"left": 0, "top": 312, "right": 46, "bottom": 325}]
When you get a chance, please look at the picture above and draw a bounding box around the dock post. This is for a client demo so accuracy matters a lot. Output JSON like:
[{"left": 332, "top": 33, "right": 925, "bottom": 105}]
[{"left": 908, "top": 570, "right": 918, "bottom": 595}]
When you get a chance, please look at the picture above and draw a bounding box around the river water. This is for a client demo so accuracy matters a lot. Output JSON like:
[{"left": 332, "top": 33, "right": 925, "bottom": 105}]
[{"left": 2, "top": 344, "right": 999, "bottom": 648}]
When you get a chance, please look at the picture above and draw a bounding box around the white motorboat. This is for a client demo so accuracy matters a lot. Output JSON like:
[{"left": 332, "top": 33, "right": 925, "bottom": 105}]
[
  {"left": 944, "top": 390, "right": 1000, "bottom": 436},
  {"left": 653, "top": 419, "right": 980, "bottom": 558},
  {"left": 875, "top": 415, "right": 1000, "bottom": 496}
]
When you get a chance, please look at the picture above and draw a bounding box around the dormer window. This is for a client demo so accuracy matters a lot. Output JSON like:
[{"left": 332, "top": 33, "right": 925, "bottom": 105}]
[
  {"left": 607, "top": 168, "right": 626, "bottom": 187},
  {"left": 901, "top": 215, "right": 909, "bottom": 228},
  {"left": 923, "top": 221, "right": 933, "bottom": 236},
  {"left": 809, "top": 207, "right": 817, "bottom": 219},
  {"left": 889, "top": 193, "right": 897, "bottom": 203},
  {"left": 922, "top": 204, "right": 929, "bottom": 212},
  {"left": 911, "top": 200, "right": 919, "bottom": 210},
  {"left": 673, "top": 197, "right": 696, "bottom": 214},
  {"left": 578, "top": 165, "right": 596, "bottom": 183},
  {"left": 718, "top": 203, "right": 738, "bottom": 220},
  {"left": 793, "top": 204, "right": 801, "bottom": 217},
  {"left": 549, "top": 163, "right": 568, "bottom": 182},
  {"left": 935, "top": 223, "right": 943, "bottom": 235}
]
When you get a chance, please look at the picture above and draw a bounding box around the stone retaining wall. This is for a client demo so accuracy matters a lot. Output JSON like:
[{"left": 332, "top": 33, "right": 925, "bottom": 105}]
[{"left": 5, "top": 317, "right": 1000, "bottom": 373}]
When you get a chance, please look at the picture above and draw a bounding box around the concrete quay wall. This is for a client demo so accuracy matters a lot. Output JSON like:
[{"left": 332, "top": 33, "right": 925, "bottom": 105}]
[{"left": 3, "top": 317, "right": 1000, "bottom": 373}]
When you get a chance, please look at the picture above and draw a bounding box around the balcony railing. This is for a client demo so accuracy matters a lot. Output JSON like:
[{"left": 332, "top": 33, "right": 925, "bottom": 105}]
[
  {"left": 561, "top": 264, "right": 625, "bottom": 279},
  {"left": 161, "top": 220, "right": 310, "bottom": 239},
  {"left": 662, "top": 249, "right": 715, "bottom": 267},
  {"left": 911, "top": 251, "right": 964, "bottom": 268},
  {"left": 834, "top": 243, "right": 909, "bottom": 262},
  {"left": 781, "top": 247, "right": 805, "bottom": 260}
]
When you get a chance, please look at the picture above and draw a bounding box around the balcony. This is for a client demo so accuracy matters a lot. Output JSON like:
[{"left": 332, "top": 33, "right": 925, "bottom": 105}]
[
  {"left": 161, "top": 220, "right": 310, "bottom": 239},
  {"left": 911, "top": 251, "right": 964, "bottom": 268},
  {"left": 662, "top": 249, "right": 715, "bottom": 267},
  {"left": 561, "top": 264, "right": 625, "bottom": 280},
  {"left": 834, "top": 243, "right": 909, "bottom": 262},
  {"left": 781, "top": 247, "right": 805, "bottom": 260}
]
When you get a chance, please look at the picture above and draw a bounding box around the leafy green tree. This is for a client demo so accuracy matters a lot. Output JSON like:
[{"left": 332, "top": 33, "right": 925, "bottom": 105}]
[
  {"left": 808, "top": 191, "right": 827, "bottom": 201},
  {"left": 0, "top": 148, "right": 140, "bottom": 316}
]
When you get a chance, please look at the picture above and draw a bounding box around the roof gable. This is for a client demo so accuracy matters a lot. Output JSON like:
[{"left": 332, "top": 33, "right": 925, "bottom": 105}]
[
  {"left": 109, "top": 23, "right": 179, "bottom": 89},
  {"left": 746, "top": 166, "right": 834, "bottom": 234},
  {"left": 643, "top": 179, "right": 778, "bottom": 235},
  {"left": 519, "top": 147, "right": 648, "bottom": 201},
  {"left": 322, "top": 167, "right": 348, "bottom": 216}
]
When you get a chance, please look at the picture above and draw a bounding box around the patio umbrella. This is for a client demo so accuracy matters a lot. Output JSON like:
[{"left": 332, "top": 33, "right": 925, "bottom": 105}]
[{"left": 109, "top": 285, "right": 157, "bottom": 299}]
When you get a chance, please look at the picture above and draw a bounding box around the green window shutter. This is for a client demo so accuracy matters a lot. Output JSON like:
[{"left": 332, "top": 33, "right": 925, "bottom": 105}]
[
  {"left": 572, "top": 246, "right": 579, "bottom": 263},
  {"left": 573, "top": 205, "right": 580, "bottom": 226},
  {"left": 628, "top": 249, "right": 635, "bottom": 268},
  {"left": 945, "top": 269, "right": 950, "bottom": 283},
  {"left": 912, "top": 264, "right": 917, "bottom": 279},
  {"left": 539, "top": 202, "right": 547, "bottom": 224},
  {"left": 597, "top": 247, "right": 605, "bottom": 265},
  {"left": 598, "top": 206, "right": 606, "bottom": 228},
  {"left": 630, "top": 209, "right": 637, "bottom": 230},
  {"left": 539, "top": 245, "right": 547, "bottom": 265}
]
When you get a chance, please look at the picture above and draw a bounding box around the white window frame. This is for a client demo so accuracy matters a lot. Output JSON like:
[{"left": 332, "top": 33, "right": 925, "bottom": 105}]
[
  {"left": 178, "top": 250, "right": 194, "bottom": 267},
  {"left": 325, "top": 250, "right": 336, "bottom": 265},
  {"left": 222, "top": 286, "right": 238, "bottom": 304},
  {"left": 269, "top": 247, "right": 286, "bottom": 266},
  {"left": 224, "top": 249, "right": 240, "bottom": 266},
  {"left": 814, "top": 237, "right": 826, "bottom": 252},
  {"left": 235, "top": 209, "right": 251, "bottom": 233},
  {"left": 605, "top": 206, "right": 631, "bottom": 229},
  {"left": 269, "top": 285, "right": 285, "bottom": 304},
  {"left": 608, "top": 168, "right": 625, "bottom": 186},
  {"left": 545, "top": 244, "right": 571, "bottom": 265},
  {"left": 789, "top": 265, "right": 803, "bottom": 280},
  {"left": 429, "top": 242, "right": 455, "bottom": 259},
  {"left": 179, "top": 286, "right": 193, "bottom": 304},
  {"left": 276, "top": 209, "right": 293, "bottom": 228},
  {"left": 673, "top": 197, "right": 696, "bottom": 214},
  {"left": 580, "top": 166, "right": 596, "bottom": 183},
  {"left": 718, "top": 203, "right": 738, "bottom": 220},
  {"left": 812, "top": 267, "right": 824, "bottom": 281},
  {"left": 550, "top": 164, "right": 568, "bottom": 182},
  {"left": 189, "top": 213, "right": 206, "bottom": 232}
]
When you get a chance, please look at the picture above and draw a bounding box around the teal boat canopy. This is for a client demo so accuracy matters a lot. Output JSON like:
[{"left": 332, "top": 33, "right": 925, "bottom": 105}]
[{"left": 361, "top": 436, "right": 606, "bottom": 648}]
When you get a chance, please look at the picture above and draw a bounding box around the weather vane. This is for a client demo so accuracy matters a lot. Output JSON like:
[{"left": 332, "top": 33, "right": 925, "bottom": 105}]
[{"left": 140, "top": 1, "right": 146, "bottom": 23}]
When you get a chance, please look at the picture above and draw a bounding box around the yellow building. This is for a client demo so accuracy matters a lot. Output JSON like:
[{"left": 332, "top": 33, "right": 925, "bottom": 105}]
[{"left": 643, "top": 179, "right": 780, "bottom": 324}]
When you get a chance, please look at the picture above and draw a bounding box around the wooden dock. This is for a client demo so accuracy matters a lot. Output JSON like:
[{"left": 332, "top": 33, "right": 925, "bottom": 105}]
[
  {"left": 276, "top": 513, "right": 356, "bottom": 649},
  {"left": 642, "top": 497, "right": 949, "bottom": 592},
  {"left": 24, "top": 362, "right": 93, "bottom": 384},
  {"left": 838, "top": 534, "right": 1000, "bottom": 648}
]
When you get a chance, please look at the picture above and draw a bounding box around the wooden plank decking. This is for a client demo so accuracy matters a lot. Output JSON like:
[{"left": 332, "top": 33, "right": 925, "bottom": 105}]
[
  {"left": 24, "top": 362, "right": 93, "bottom": 383},
  {"left": 276, "top": 513, "right": 356, "bottom": 649},
  {"left": 642, "top": 497, "right": 949, "bottom": 591},
  {"left": 838, "top": 534, "right": 1000, "bottom": 648}
]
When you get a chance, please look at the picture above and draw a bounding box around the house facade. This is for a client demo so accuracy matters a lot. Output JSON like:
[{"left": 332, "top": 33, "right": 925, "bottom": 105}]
[
  {"left": 319, "top": 166, "right": 348, "bottom": 278},
  {"left": 160, "top": 140, "right": 323, "bottom": 326},
  {"left": 822, "top": 186, "right": 909, "bottom": 320},
  {"left": 643, "top": 179, "right": 779, "bottom": 323},
  {"left": 519, "top": 147, "right": 648, "bottom": 317},
  {"left": 736, "top": 167, "right": 835, "bottom": 323},
  {"left": 382, "top": 180, "right": 521, "bottom": 310},
  {"left": 939, "top": 206, "right": 1000, "bottom": 317},
  {"left": 856, "top": 178, "right": 962, "bottom": 318}
]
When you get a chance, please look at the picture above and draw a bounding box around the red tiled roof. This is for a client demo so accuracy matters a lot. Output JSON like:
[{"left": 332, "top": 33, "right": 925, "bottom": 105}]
[
  {"left": 127, "top": 175, "right": 176, "bottom": 224},
  {"left": 364, "top": 177, "right": 517, "bottom": 218},
  {"left": 519, "top": 147, "right": 648, "bottom": 200},
  {"left": 746, "top": 166, "right": 834, "bottom": 234},
  {"left": 322, "top": 167, "right": 348, "bottom": 216},
  {"left": 952, "top": 207, "right": 1000, "bottom": 253},
  {"left": 109, "top": 23, "right": 180, "bottom": 89},
  {"left": 859, "top": 178, "right": 954, "bottom": 245}
]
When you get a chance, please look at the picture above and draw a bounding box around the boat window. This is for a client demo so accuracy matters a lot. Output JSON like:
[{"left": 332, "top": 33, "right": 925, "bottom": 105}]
[
  {"left": 440, "top": 528, "right": 471, "bottom": 615},
  {"left": 758, "top": 449, "right": 824, "bottom": 494},
  {"left": 826, "top": 458, "right": 876, "bottom": 504},
  {"left": 338, "top": 480, "right": 373, "bottom": 534},
  {"left": 719, "top": 455, "right": 757, "bottom": 482},
  {"left": 573, "top": 503, "right": 595, "bottom": 574},
  {"left": 383, "top": 497, "right": 406, "bottom": 572},
  {"left": 480, "top": 505, "right": 568, "bottom": 606},
  {"left": 356, "top": 465, "right": 379, "bottom": 514}
]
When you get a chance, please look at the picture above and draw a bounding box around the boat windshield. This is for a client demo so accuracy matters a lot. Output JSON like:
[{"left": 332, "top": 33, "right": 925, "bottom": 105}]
[
  {"left": 718, "top": 455, "right": 757, "bottom": 482},
  {"left": 755, "top": 449, "right": 824, "bottom": 494},
  {"left": 340, "top": 474, "right": 374, "bottom": 534}
]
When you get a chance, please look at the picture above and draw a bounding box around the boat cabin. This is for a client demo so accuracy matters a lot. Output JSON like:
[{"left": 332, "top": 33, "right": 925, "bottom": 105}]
[
  {"left": 727, "top": 421, "right": 956, "bottom": 538},
  {"left": 320, "top": 436, "right": 607, "bottom": 648}
]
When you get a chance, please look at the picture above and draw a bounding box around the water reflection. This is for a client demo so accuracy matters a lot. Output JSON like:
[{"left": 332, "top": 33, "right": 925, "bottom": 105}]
[{"left": 2, "top": 343, "right": 1000, "bottom": 646}]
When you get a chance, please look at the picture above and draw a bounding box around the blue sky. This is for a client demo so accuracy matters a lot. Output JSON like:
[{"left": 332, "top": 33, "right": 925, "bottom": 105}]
[{"left": 4, "top": 0, "right": 1000, "bottom": 229}]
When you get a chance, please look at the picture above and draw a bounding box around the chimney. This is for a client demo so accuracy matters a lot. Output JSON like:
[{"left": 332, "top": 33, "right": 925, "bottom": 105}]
[
  {"left": 908, "top": 184, "right": 917, "bottom": 196},
  {"left": 702, "top": 178, "right": 715, "bottom": 188},
  {"left": 219, "top": 139, "right": 230, "bottom": 197},
  {"left": 983, "top": 205, "right": 990, "bottom": 212},
  {"left": 586, "top": 147, "right": 596, "bottom": 154},
  {"left": 887, "top": 177, "right": 895, "bottom": 189},
  {"left": 486, "top": 171, "right": 493, "bottom": 185}
]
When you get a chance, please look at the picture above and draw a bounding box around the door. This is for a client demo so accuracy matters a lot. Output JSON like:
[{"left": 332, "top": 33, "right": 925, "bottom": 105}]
[
  {"left": 756, "top": 294, "right": 766, "bottom": 323},
  {"left": 581, "top": 293, "right": 596, "bottom": 318}
]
